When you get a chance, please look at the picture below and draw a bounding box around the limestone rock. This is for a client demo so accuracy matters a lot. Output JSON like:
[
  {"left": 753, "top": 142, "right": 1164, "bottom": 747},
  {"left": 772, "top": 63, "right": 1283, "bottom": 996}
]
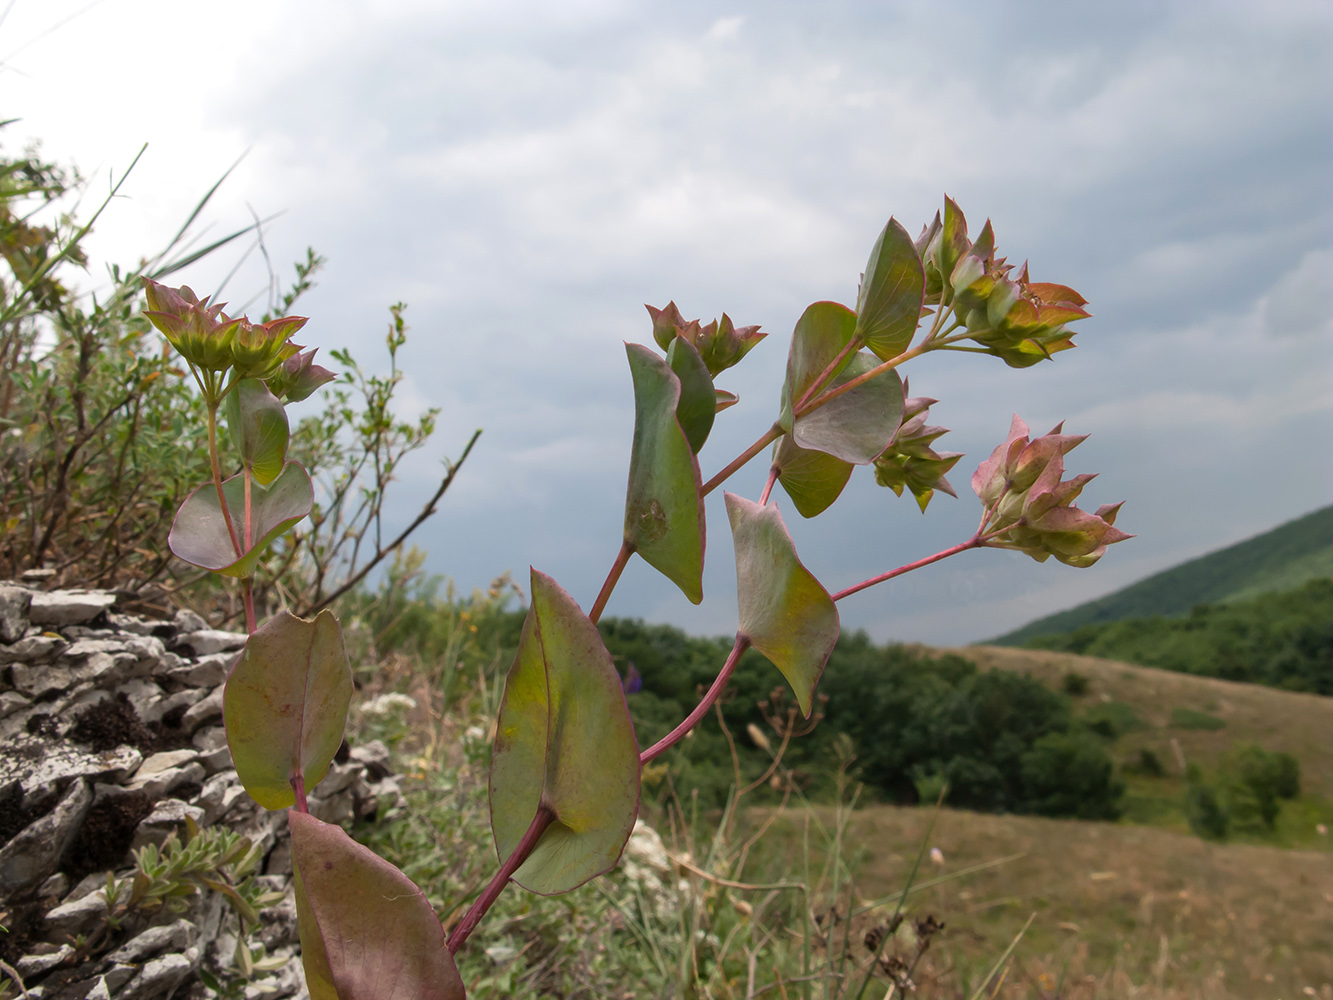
[
  {"left": 0, "top": 778, "right": 92, "bottom": 898},
  {"left": 171, "top": 630, "right": 248, "bottom": 657},
  {"left": 0, "top": 585, "right": 31, "bottom": 642},
  {"left": 29, "top": 591, "right": 117, "bottom": 627},
  {"left": 129, "top": 798, "right": 206, "bottom": 853}
]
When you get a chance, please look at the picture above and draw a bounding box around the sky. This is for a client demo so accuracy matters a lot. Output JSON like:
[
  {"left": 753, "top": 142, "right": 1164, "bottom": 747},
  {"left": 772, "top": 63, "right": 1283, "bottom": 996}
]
[{"left": 4, "top": 0, "right": 1331, "bottom": 644}]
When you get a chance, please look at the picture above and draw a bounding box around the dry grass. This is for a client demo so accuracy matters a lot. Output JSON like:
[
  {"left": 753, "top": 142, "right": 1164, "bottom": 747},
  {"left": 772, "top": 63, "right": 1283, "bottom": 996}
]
[
  {"left": 955, "top": 645, "right": 1333, "bottom": 802},
  {"left": 757, "top": 803, "right": 1333, "bottom": 999}
]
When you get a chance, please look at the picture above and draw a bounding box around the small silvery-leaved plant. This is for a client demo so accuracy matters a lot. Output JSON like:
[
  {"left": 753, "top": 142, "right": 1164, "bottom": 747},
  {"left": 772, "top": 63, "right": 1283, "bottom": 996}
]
[{"left": 147, "top": 195, "right": 1130, "bottom": 999}]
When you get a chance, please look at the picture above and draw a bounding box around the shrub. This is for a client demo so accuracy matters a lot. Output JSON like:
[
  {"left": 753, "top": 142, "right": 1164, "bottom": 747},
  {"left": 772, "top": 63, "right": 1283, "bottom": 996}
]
[
  {"left": 1169, "top": 707, "right": 1227, "bottom": 731},
  {"left": 1061, "top": 671, "right": 1090, "bottom": 696},
  {"left": 1185, "top": 778, "right": 1230, "bottom": 840},
  {"left": 1080, "top": 699, "right": 1142, "bottom": 739},
  {"left": 1020, "top": 730, "right": 1125, "bottom": 820}
]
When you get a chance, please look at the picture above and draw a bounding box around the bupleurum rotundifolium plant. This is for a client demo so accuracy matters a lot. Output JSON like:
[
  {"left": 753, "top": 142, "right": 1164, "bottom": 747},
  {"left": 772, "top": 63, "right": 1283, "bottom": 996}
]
[{"left": 147, "top": 195, "right": 1130, "bottom": 999}]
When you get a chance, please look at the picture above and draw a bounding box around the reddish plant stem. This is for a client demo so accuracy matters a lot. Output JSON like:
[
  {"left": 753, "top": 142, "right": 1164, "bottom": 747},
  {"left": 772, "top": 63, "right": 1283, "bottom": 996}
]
[
  {"left": 702, "top": 422, "right": 783, "bottom": 497},
  {"left": 241, "top": 470, "right": 257, "bottom": 633},
  {"left": 242, "top": 579, "right": 257, "bottom": 634},
  {"left": 589, "top": 540, "right": 632, "bottom": 625},
  {"left": 206, "top": 404, "right": 243, "bottom": 558},
  {"left": 792, "top": 335, "right": 860, "bottom": 412},
  {"left": 641, "top": 635, "right": 750, "bottom": 763},
  {"left": 758, "top": 466, "right": 779, "bottom": 505},
  {"left": 290, "top": 774, "right": 309, "bottom": 814},
  {"left": 448, "top": 805, "right": 556, "bottom": 954},
  {"left": 831, "top": 534, "right": 984, "bottom": 603}
]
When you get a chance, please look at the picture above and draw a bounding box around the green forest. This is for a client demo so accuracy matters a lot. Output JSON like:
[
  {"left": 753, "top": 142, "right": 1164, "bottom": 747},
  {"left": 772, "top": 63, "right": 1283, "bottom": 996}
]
[{"left": 1018, "top": 577, "right": 1333, "bottom": 694}]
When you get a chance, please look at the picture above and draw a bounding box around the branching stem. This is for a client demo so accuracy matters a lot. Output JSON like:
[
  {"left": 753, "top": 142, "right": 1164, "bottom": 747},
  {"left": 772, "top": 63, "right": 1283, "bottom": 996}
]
[
  {"left": 702, "top": 422, "right": 783, "bottom": 497},
  {"left": 640, "top": 635, "right": 750, "bottom": 763}
]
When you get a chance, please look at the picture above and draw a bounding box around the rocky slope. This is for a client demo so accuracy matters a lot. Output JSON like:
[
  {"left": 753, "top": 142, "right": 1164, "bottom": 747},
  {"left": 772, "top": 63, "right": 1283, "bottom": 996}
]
[{"left": 0, "top": 578, "right": 400, "bottom": 1000}]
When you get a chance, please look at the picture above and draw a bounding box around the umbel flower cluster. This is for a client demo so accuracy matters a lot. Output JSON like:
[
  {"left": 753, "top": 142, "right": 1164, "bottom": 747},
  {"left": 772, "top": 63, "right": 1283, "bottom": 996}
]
[
  {"left": 973, "top": 415, "right": 1131, "bottom": 567},
  {"left": 142, "top": 278, "right": 335, "bottom": 402}
]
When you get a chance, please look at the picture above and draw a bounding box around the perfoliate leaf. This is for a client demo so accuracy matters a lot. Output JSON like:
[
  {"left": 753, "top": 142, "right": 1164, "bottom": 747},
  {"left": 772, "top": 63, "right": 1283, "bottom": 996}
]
[
  {"left": 855, "top": 218, "right": 925, "bottom": 361},
  {"left": 224, "top": 378, "right": 290, "bottom": 486},
  {"left": 792, "top": 351, "right": 903, "bottom": 465},
  {"left": 290, "top": 812, "right": 465, "bottom": 1000},
  {"left": 489, "top": 570, "right": 641, "bottom": 895},
  {"left": 726, "top": 494, "right": 839, "bottom": 716},
  {"left": 778, "top": 301, "right": 857, "bottom": 433},
  {"left": 224, "top": 610, "right": 352, "bottom": 810},
  {"left": 168, "top": 462, "right": 313, "bottom": 578},
  {"left": 623, "top": 343, "right": 705, "bottom": 604},
  {"left": 666, "top": 336, "right": 717, "bottom": 454},
  {"left": 773, "top": 433, "right": 853, "bottom": 518}
]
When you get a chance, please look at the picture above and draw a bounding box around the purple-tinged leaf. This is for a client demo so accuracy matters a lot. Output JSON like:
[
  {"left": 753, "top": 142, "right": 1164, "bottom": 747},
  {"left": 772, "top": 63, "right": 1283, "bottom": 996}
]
[
  {"left": 666, "top": 336, "right": 717, "bottom": 454},
  {"left": 168, "top": 462, "right": 313, "bottom": 578},
  {"left": 623, "top": 343, "right": 706, "bottom": 604},
  {"left": 291, "top": 811, "right": 465, "bottom": 1000},
  {"left": 855, "top": 218, "right": 925, "bottom": 361},
  {"left": 714, "top": 388, "right": 739, "bottom": 412},
  {"left": 792, "top": 351, "right": 903, "bottom": 465},
  {"left": 224, "top": 378, "right": 290, "bottom": 486},
  {"left": 773, "top": 433, "right": 853, "bottom": 518},
  {"left": 224, "top": 610, "right": 351, "bottom": 810},
  {"left": 778, "top": 302, "right": 857, "bottom": 434},
  {"left": 490, "top": 570, "right": 641, "bottom": 895},
  {"left": 726, "top": 494, "right": 839, "bottom": 717}
]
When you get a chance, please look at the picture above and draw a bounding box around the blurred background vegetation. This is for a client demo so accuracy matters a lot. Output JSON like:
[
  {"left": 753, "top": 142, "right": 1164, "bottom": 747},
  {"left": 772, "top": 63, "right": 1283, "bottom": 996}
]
[{"left": 3, "top": 131, "right": 1330, "bottom": 998}]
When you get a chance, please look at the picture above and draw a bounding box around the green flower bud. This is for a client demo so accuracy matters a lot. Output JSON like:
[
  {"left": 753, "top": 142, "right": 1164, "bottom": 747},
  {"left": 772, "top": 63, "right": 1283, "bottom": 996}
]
[
  {"left": 230, "top": 316, "right": 306, "bottom": 380},
  {"left": 141, "top": 278, "right": 238, "bottom": 372},
  {"left": 872, "top": 384, "right": 961, "bottom": 513}
]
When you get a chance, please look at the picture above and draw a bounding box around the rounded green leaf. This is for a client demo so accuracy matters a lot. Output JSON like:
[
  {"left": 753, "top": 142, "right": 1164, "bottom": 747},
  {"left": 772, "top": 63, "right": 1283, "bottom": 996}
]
[
  {"left": 224, "top": 377, "right": 290, "bottom": 486},
  {"left": 855, "top": 217, "right": 925, "bottom": 361},
  {"left": 792, "top": 351, "right": 904, "bottom": 465},
  {"left": 666, "top": 336, "right": 717, "bottom": 454},
  {"left": 778, "top": 301, "right": 857, "bottom": 433},
  {"left": 224, "top": 610, "right": 352, "bottom": 810},
  {"left": 489, "top": 569, "right": 641, "bottom": 895},
  {"left": 168, "top": 462, "right": 313, "bottom": 578},
  {"left": 291, "top": 811, "right": 465, "bottom": 1000},
  {"left": 773, "top": 433, "right": 853, "bottom": 518},
  {"left": 623, "top": 343, "right": 706, "bottom": 604},
  {"left": 726, "top": 494, "right": 840, "bottom": 717}
]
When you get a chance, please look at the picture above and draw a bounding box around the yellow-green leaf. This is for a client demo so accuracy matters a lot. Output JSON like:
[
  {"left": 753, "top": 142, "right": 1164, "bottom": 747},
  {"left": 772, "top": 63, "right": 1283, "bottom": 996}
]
[
  {"left": 855, "top": 218, "right": 925, "bottom": 361},
  {"left": 623, "top": 343, "right": 705, "bottom": 604},
  {"left": 224, "top": 610, "right": 351, "bottom": 810},
  {"left": 726, "top": 493, "right": 839, "bottom": 717},
  {"left": 773, "top": 433, "right": 853, "bottom": 518},
  {"left": 489, "top": 569, "right": 641, "bottom": 895}
]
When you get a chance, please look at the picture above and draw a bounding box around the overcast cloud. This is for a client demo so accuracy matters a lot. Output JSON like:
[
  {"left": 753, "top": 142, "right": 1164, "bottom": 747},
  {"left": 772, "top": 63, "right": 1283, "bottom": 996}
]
[{"left": 5, "top": 0, "right": 1331, "bottom": 643}]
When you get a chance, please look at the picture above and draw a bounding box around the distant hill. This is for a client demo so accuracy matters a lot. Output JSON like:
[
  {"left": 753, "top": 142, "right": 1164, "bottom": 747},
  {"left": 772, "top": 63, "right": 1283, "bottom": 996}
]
[{"left": 991, "top": 503, "right": 1333, "bottom": 645}]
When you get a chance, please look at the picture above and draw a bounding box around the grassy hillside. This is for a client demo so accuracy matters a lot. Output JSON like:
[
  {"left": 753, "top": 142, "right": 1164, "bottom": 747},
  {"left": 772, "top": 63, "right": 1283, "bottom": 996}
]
[
  {"left": 1011, "top": 577, "right": 1333, "bottom": 694},
  {"left": 955, "top": 644, "right": 1333, "bottom": 834},
  {"left": 993, "top": 503, "right": 1333, "bottom": 645},
  {"left": 752, "top": 803, "right": 1333, "bottom": 998}
]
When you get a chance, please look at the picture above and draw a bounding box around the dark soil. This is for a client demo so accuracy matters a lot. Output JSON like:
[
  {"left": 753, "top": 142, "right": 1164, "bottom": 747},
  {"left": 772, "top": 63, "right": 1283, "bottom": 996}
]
[
  {"left": 62, "top": 790, "right": 153, "bottom": 883},
  {"left": 65, "top": 694, "right": 193, "bottom": 754},
  {"left": 0, "top": 899, "right": 43, "bottom": 965},
  {"left": 26, "top": 713, "right": 61, "bottom": 738},
  {"left": 67, "top": 696, "right": 154, "bottom": 752},
  {"left": 0, "top": 781, "right": 35, "bottom": 844}
]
